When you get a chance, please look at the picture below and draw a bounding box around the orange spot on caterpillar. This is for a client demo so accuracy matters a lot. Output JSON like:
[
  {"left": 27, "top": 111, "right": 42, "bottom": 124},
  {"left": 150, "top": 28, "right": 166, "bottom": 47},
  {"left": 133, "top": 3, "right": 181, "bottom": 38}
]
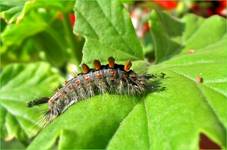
[
  {"left": 109, "top": 69, "right": 117, "bottom": 76},
  {"left": 124, "top": 60, "right": 132, "bottom": 72},
  {"left": 93, "top": 60, "right": 101, "bottom": 70},
  {"left": 82, "top": 64, "right": 90, "bottom": 74},
  {"left": 75, "top": 79, "right": 80, "bottom": 85},
  {"left": 95, "top": 73, "right": 103, "bottom": 79},
  {"left": 84, "top": 75, "right": 91, "bottom": 80},
  {"left": 108, "top": 57, "right": 115, "bottom": 68}
]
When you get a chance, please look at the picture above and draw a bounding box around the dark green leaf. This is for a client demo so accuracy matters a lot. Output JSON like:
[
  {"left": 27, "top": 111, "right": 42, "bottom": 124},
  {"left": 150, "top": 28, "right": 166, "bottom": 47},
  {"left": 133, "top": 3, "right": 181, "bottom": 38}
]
[
  {"left": 0, "top": 0, "right": 81, "bottom": 67},
  {"left": 74, "top": 0, "right": 143, "bottom": 64},
  {"left": 0, "top": 63, "right": 62, "bottom": 143}
]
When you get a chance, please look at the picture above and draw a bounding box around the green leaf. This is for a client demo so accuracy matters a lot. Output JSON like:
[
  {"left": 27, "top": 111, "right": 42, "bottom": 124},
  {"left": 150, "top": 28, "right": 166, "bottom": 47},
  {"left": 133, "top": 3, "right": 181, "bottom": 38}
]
[
  {"left": 107, "top": 14, "right": 227, "bottom": 149},
  {"left": 150, "top": 11, "right": 185, "bottom": 63},
  {"left": 27, "top": 95, "right": 138, "bottom": 150},
  {"left": 29, "top": 6, "right": 226, "bottom": 150},
  {"left": 0, "top": 0, "right": 25, "bottom": 23},
  {"left": 1, "top": 12, "right": 48, "bottom": 48},
  {"left": 0, "top": 0, "right": 69, "bottom": 24},
  {"left": 0, "top": 63, "right": 62, "bottom": 144},
  {"left": 0, "top": 0, "right": 82, "bottom": 67},
  {"left": 74, "top": 0, "right": 143, "bottom": 64}
]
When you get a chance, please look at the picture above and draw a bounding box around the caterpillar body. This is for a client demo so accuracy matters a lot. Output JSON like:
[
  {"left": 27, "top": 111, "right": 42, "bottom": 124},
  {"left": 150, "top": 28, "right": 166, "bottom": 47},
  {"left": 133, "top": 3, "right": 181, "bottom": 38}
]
[{"left": 28, "top": 57, "right": 153, "bottom": 124}]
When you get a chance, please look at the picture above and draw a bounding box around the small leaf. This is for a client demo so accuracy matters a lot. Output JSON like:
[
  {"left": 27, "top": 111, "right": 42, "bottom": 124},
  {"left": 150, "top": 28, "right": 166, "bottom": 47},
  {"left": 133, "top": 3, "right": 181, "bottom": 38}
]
[{"left": 74, "top": 0, "right": 143, "bottom": 64}]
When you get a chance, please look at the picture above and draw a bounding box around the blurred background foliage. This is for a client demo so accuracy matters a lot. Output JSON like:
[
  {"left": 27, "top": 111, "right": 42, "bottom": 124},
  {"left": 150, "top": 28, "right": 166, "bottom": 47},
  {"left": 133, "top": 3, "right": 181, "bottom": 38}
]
[
  {"left": 0, "top": 0, "right": 226, "bottom": 149},
  {"left": 0, "top": 0, "right": 84, "bottom": 71}
]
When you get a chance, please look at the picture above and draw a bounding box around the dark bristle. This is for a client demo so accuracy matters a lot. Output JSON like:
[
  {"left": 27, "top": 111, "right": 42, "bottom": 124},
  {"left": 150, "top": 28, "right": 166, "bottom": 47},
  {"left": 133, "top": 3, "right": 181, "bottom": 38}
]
[{"left": 27, "top": 97, "right": 49, "bottom": 107}]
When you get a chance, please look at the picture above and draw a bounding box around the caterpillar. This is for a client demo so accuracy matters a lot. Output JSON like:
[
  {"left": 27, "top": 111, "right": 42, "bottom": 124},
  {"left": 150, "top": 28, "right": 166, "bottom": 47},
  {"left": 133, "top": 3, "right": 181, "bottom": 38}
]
[{"left": 27, "top": 57, "right": 158, "bottom": 125}]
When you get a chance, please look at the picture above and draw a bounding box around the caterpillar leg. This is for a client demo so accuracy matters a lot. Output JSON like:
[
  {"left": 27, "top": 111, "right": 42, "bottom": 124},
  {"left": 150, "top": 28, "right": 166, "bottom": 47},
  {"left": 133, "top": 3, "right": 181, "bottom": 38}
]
[{"left": 27, "top": 97, "right": 49, "bottom": 107}]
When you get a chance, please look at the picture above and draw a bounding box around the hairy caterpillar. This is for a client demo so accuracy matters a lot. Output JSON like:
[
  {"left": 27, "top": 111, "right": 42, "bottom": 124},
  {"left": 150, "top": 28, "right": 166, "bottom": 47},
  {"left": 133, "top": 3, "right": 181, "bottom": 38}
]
[{"left": 28, "top": 57, "right": 159, "bottom": 125}]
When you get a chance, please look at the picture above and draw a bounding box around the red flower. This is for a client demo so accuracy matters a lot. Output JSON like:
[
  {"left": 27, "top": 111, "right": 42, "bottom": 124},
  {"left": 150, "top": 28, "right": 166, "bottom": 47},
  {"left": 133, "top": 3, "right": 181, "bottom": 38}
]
[
  {"left": 69, "top": 13, "right": 76, "bottom": 27},
  {"left": 153, "top": 0, "right": 178, "bottom": 10},
  {"left": 216, "top": 0, "right": 227, "bottom": 15}
]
